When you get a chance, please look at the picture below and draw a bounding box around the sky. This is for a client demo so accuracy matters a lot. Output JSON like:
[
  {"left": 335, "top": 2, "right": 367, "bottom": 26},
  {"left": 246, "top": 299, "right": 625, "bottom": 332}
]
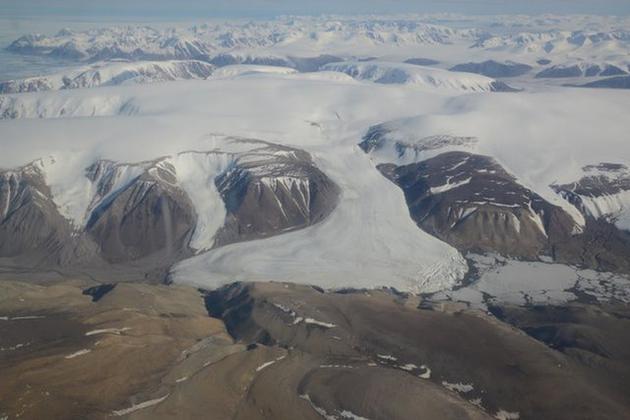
[{"left": 3, "top": 0, "right": 630, "bottom": 18}]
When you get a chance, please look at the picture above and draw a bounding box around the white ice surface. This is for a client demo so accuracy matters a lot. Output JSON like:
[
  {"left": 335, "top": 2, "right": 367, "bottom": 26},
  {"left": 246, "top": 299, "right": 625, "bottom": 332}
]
[
  {"left": 473, "top": 261, "right": 578, "bottom": 305},
  {"left": 0, "top": 91, "right": 137, "bottom": 119},
  {"left": 1, "top": 73, "right": 630, "bottom": 293},
  {"left": 579, "top": 190, "right": 630, "bottom": 232},
  {"left": 210, "top": 64, "right": 298, "bottom": 79},
  {"left": 0, "top": 60, "right": 215, "bottom": 93},
  {"left": 0, "top": 75, "right": 469, "bottom": 292},
  {"left": 169, "top": 153, "right": 233, "bottom": 251},
  {"left": 361, "top": 89, "right": 630, "bottom": 229},
  {"left": 442, "top": 381, "right": 474, "bottom": 393},
  {"left": 8, "top": 16, "right": 629, "bottom": 73},
  {"left": 322, "top": 61, "right": 501, "bottom": 92},
  {"left": 433, "top": 254, "right": 630, "bottom": 307}
]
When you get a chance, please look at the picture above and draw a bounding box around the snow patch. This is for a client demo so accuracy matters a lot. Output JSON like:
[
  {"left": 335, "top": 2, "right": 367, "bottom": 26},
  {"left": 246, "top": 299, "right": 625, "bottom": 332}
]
[
  {"left": 0, "top": 315, "right": 45, "bottom": 321},
  {"left": 398, "top": 363, "right": 418, "bottom": 371},
  {"left": 442, "top": 381, "right": 474, "bottom": 393},
  {"left": 304, "top": 318, "right": 336, "bottom": 329},
  {"left": 495, "top": 410, "right": 520, "bottom": 420},
  {"left": 300, "top": 394, "right": 371, "bottom": 420},
  {"left": 85, "top": 327, "right": 132, "bottom": 336},
  {"left": 0, "top": 342, "right": 30, "bottom": 351},
  {"left": 320, "top": 364, "right": 355, "bottom": 369},
  {"left": 65, "top": 349, "right": 92, "bottom": 359},
  {"left": 430, "top": 177, "right": 472, "bottom": 195},
  {"left": 418, "top": 365, "right": 431, "bottom": 379},
  {"left": 112, "top": 394, "right": 169, "bottom": 416},
  {"left": 339, "top": 411, "right": 370, "bottom": 420},
  {"left": 256, "top": 360, "right": 277, "bottom": 372},
  {"left": 256, "top": 355, "right": 286, "bottom": 372}
]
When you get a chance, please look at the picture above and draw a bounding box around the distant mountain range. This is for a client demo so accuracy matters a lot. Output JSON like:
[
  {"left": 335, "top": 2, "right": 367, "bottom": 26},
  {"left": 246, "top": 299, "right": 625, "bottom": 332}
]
[{"left": 6, "top": 20, "right": 479, "bottom": 62}]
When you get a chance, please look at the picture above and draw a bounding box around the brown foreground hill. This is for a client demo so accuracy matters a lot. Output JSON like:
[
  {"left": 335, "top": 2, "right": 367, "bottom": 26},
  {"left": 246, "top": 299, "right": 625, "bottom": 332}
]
[{"left": 1, "top": 279, "right": 630, "bottom": 420}]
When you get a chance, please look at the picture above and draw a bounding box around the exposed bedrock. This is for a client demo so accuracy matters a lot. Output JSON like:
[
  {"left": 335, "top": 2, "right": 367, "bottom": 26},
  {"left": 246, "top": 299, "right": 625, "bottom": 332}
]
[
  {"left": 214, "top": 145, "right": 340, "bottom": 246},
  {"left": 377, "top": 152, "right": 575, "bottom": 258},
  {"left": 536, "top": 63, "right": 628, "bottom": 79},
  {"left": 449, "top": 60, "right": 533, "bottom": 78},
  {"left": 83, "top": 160, "right": 197, "bottom": 263},
  {"left": 0, "top": 162, "right": 100, "bottom": 267},
  {"left": 372, "top": 150, "right": 630, "bottom": 273},
  {"left": 551, "top": 162, "right": 630, "bottom": 272},
  {"left": 202, "top": 282, "right": 630, "bottom": 420},
  {"left": 552, "top": 163, "right": 630, "bottom": 223},
  {"left": 574, "top": 75, "right": 630, "bottom": 89},
  {"left": 0, "top": 140, "right": 340, "bottom": 277}
]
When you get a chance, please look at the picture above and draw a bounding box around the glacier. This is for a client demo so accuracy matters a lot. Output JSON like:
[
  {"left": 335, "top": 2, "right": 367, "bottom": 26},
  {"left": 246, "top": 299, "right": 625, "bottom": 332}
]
[{"left": 1, "top": 14, "right": 630, "bottom": 293}]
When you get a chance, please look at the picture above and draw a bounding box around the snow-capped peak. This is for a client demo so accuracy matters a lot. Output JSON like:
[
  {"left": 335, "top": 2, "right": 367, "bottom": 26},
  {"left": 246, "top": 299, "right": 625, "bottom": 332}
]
[{"left": 321, "top": 61, "right": 514, "bottom": 92}]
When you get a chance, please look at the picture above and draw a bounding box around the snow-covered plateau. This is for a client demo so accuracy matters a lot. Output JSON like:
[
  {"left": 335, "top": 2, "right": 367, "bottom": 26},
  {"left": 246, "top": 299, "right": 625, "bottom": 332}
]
[
  {"left": 320, "top": 61, "right": 512, "bottom": 91},
  {"left": 1, "top": 14, "right": 630, "bottom": 297},
  {"left": 0, "top": 60, "right": 216, "bottom": 94}
]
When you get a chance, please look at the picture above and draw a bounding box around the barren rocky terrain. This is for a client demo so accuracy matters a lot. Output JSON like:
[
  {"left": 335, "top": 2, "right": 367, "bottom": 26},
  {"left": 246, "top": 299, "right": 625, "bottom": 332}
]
[{"left": 2, "top": 279, "right": 629, "bottom": 420}]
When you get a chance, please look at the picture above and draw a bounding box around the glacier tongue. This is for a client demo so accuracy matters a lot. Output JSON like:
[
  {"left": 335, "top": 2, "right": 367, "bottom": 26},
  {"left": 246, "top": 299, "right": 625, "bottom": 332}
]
[
  {"left": 172, "top": 129, "right": 468, "bottom": 294},
  {"left": 6, "top": 71, "right": 629, "bottom": 292},
  {"left": 168, "top": 152, "right": 233, "bottom": 251},
  {"left": 17, "top": 137, "right": 342, "bottom": 266}
]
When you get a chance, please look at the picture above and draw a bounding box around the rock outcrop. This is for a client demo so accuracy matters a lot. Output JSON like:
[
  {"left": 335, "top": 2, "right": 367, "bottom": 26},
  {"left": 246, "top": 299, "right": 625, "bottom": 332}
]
[
  {"left": 0, "top": 140, "right": 340, "bottom": 278},
  {"left": 213, "top": 143, "right": 340, "bottom": 245},
  {"left": 378, "top": 151, "right": 575, "bottom": 258}
]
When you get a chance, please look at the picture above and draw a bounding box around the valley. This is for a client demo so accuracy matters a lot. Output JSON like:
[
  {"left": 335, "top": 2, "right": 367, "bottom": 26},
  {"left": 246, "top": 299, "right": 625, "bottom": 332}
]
[{"left": 1, "top": 11, "right": 630, "bottom": 420}]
